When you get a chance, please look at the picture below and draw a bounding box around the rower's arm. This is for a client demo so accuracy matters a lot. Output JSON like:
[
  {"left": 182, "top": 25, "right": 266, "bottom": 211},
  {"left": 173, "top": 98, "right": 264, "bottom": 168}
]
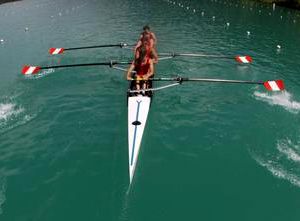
[
  {"left": 126, "top": 63, "right": 135, "bottom": 80},
  {"left": 151, "top": 48, "right": 158, "bottom": 63},
  {"left": 146, "top": 60, "right": 154, "bottom": 79},
  {"left": 134, "top": 34, "right": 143, "bottom": 51},
  {"left": 152, "top": 32, "right": 157, "bottom": 45}
]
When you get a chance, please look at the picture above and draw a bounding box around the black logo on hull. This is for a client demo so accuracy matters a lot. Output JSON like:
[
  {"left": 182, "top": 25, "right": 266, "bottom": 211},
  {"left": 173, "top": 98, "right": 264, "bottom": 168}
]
[{"left": 132, "top": 121, "right": 141, "bottom": 126}]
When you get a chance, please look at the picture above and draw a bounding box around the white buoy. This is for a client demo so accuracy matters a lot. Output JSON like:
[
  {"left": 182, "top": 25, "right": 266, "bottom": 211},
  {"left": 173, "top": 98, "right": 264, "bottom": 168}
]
[
  {"left": 280, "top": 15, "right": 283, "bottom": 19},
  {"left": 247, "top": 31, "right": 250, "bottom": 35},
  {"left": 273, "top": 3, "right": 275, "bottom": 11},
  {"left": 193, "top": 9, "right": 196, "bottom": 13},
  {"left": 25, "top": 27, "right": 29, "bottom": 32},
  {"left": 212, "top": 16, "right": 215, "bottom": 20},
  {"left": 0, "top": 39, "right": 4, "bottom": 44},
  {"left": 276, "top": 45, "right": 281, "bottom": 53},
  {"left": 226, "top": 22, "right": 230, "bottom": 26},
  {"left": 201, "top": 11, "right": 204, "bottom": 16}
]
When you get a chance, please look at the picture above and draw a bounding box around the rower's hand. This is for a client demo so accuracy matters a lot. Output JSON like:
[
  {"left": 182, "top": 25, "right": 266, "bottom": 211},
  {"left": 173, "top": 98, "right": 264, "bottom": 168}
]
[
  {"left": 144, "top": 74, "right": 152, "bottom": 80},
  {"left": 146, "top": 73, "right": 153, "bottom": 80},
  {"left": 127, "top": 76, "right": 133, "bottom": 80}
]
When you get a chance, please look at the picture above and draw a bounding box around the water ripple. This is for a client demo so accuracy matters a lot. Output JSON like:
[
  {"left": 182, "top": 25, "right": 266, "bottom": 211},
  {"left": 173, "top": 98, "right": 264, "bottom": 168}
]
[
  {"left": 0, "top": 177, "right": 6, "bottom": 215},
  {"left": 253, "top": 155, "right": 300, "bottom": 188}
]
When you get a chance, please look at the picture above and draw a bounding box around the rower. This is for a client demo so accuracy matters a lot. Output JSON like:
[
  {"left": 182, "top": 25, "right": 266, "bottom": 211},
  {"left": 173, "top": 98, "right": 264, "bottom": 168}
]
[
  {"left": 127, "top": 41, "right": 154, "bottom": 93},
  {"left": 134, "top": 25, "right": 158, "bottom": 63}
]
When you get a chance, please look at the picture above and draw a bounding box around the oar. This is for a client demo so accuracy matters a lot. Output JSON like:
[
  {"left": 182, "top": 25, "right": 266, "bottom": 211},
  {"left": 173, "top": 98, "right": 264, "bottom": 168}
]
[
  {"left": 145, "top": 77, "right": 284, "bottom": 91},
  {"left": 21, "top": 61, "right": 131, "bottom": 75},
  {"left": 49, "top": 43, "right": 133, "bottom": 55},
  {"left": 158, "top": 52, "right": 253, "bottom": 64}
]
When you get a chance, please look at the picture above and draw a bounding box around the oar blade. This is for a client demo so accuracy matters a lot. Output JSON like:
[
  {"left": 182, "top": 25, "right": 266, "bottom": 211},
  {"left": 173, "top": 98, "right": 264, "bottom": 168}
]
[
  {"left": 21, "top": 65, "right": 41, "bottom": 75},
  {"left": 49, "top": 48, "right": 65, "bottom": 55},
  {"left": 235, "top": 55, "right": 253, "bottom": 63},
  {"left": 263, "top": 80, "right": 285, "bottom": 91}
]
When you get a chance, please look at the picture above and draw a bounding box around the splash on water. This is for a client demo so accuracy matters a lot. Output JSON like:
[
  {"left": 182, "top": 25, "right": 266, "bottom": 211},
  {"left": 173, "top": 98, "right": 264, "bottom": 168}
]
[
  {"left": 24, "top": 69, "right": 55, "bottom": 79},
  {"left": 254, "top": 91, "right": 300, "bottom": 114},
  {"left": 0, "top": 103, "right": 23, "bottom": 123},
  {"left": 277, "top": 139, "right": 300, "bottom": 163},
  {"left": 0, "top": 102, "right": 36, "bottom": 134}
]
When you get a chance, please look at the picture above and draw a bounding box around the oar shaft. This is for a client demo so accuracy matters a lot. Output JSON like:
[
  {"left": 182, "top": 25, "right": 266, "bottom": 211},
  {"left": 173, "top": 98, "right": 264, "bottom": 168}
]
[
  {"left": 64, "top": 43, "right": 129, "bottom": 51},
  {"left": 40, "top": 61, "right": 131, "bottom": 70},
  {"left": 150, "top": 77, "right": 263, "bottom": 85},
  {"left": 185, "top": 78, "right": 263, "bottom": 84},
  {"left": 177, "top": 54, "right": 231, "bottom": 59},
  {"left": 128, "top": 77, "right": 283, "bottom": 92},
  {"left": 158, "top": 53, "right": 232, "bottom": 59}
]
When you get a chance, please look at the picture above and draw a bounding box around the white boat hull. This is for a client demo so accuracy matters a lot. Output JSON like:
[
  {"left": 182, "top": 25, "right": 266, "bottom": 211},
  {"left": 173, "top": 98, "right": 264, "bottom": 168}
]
[{"left": 128, "top": 95, "right": 151, "bottom": 184}]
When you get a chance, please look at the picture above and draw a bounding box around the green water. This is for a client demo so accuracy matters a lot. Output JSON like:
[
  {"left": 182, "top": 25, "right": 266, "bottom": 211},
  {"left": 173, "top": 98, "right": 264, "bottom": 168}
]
[{"left": 1, "top": 0, "right": 300, "bottom": 220}]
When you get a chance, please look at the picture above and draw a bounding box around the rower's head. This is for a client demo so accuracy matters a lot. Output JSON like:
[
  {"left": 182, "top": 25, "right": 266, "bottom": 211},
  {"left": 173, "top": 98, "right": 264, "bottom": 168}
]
[
  {"left": 143, "top": 25, "right": 150, "bottom": 33},
  {"left": 135, "top": 45, "right": 151, "bottom": 64}
]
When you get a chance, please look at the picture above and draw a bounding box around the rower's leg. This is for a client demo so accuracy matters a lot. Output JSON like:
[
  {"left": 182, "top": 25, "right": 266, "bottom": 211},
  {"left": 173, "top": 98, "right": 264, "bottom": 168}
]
[
  {"left": 140, "top": 80, "right": 146, "bottom": 95},
  {"left": 145, "top": 78, "right": 153, "bottom": 96},
  {"left": 136, "top": 80, "right": 140, "bottom": 91}
]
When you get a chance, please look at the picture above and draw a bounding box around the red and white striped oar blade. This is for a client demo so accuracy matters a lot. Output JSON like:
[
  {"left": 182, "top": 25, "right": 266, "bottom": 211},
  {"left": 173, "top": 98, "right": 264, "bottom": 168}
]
[
  {"left": 22, "top": 65, "right": 41, "bottom": 75},
  {"left": 49, "top": 48, "right": 64, "bottom": 55},
  {"left": 235, "top": 55, "right": 253, "bottom": 63},
  {"left": 263, "top": 80, "right": 285, "bottom": 91}
]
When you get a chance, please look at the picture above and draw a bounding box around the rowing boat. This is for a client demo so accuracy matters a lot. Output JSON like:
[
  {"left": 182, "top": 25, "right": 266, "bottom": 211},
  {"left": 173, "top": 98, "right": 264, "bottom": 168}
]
[
  {"left": 127, "top": 81, "right": 153, "bottom": 184},
  {"left": 21, "top": 42, "right": 286, "bottom": 187}
]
